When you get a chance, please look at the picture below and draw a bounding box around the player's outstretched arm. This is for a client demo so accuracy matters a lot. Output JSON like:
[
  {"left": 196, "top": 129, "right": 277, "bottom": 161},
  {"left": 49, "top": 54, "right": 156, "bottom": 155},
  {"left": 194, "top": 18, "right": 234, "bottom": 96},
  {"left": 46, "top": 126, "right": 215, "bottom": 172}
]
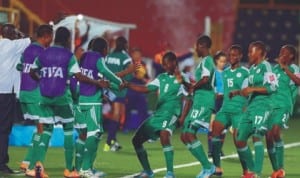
[
  {"left": 116, "top": 63, "right": 135, "bottom": 78},
  {"left": 74, "top": 72, "right": 110, "bottom": 88},
  {"left": 192, "top": 76, "right": 209, "bottom": 91},
  {"left": 124, "top": 82, "right": 149, "bottom": 93}
]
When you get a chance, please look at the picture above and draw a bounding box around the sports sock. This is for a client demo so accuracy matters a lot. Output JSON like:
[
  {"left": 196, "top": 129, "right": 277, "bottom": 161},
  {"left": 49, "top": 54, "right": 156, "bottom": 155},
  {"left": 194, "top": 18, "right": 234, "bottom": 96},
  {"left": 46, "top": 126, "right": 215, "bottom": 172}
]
[
  {"left": 207, "top": 131, "right": 212, "bottom": 154},
  {"left": 64, "top": 130, "right": 74, "bottom": 171},
  {"left": 23, "top": 132, "right": 41, "bottom": 164},
  {"left": 163, "top": 145, "right": 174, "bottom": 172},
  {"left": 75, "top": 138, "right": 85, "bottom": 171},
  {"left": 107, "top": 120, "right": 119, "bottom": 145},
  {"left": 254, "top": 141, "right": 264, "bottom": 175},
  {"left": 82, "top": 136, "right": 100, "bottom": 170},
  {"left": 29, "top": 130, "right": 52, "bottom": 169},
  {"left": 275, "top": 140, "right": 284, "bottom": 169},
  {"left": 237, "top": 149, "right": 248, "bottom": 171},
  {"left": 188, "top": 140, "right": 211, "bottom": 169},
  {"left": 212, "top": 137, "right": 222, "bottom": 167},
  {"left": 237, "top": 146, "right": 254, "bottom": 172},
  {"left": 267, "top": 147, "right": 278, "bottom": 171},
  {"left": 135, "top": 147, "right": 151, "bottom": 172}
]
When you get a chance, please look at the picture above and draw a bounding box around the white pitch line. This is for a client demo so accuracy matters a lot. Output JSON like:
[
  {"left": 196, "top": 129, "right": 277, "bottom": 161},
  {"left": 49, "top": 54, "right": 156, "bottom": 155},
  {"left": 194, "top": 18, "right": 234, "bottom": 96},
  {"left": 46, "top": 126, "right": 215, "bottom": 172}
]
[{"left": 121, "top": 142, "right": 300, "bottom": 178}]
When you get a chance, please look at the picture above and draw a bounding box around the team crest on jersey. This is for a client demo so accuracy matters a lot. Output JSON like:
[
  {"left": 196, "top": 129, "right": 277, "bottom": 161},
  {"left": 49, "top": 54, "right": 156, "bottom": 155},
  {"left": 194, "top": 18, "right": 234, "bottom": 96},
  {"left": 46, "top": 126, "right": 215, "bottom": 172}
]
[
  {"left": 236, "top": 72, "right": 241, "bottom": 78},
  {"left": 256, "top": 69, "right": 261, "bottom": 73}
]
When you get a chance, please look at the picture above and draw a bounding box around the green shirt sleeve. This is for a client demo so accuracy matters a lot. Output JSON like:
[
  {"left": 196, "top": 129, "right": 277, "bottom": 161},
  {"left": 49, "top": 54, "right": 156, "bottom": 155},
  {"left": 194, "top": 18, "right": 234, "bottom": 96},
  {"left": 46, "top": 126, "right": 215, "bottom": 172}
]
[
  {"left": 147, "top": 78, "right": 159, "bottom": 92},
  {"left": 32, "top": 57, "right": 41, "bottom": 69},
  {"left": 68, "top": 55, "right": 81, "bottom": 76},
  {"left": 97, "top": 58, "right": 122, "bottom": 85}
]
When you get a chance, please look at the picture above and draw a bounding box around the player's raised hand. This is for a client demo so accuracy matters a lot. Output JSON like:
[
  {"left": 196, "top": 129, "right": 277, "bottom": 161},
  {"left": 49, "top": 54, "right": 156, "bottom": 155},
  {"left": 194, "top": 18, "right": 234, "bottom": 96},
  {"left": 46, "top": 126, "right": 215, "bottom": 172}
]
[{"left": 174, "top": 66, "right": 183, "bottom": 83}]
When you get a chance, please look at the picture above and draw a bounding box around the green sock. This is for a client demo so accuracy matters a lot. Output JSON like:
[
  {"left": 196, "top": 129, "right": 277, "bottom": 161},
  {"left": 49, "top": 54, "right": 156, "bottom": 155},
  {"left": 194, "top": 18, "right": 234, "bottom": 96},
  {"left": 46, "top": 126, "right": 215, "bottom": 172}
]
[
  {"left": 212, "top": 137, "right": 222, "bottom": 167},
  {"left": 237, "top": 146, "right": 254, "bottom": 172},
  {"left": 75, "top": 139, "right": 85, "bottom": 171},
  {"left": 29, "top": 131, "right": 52, "bottom": 169},
  {"left": 254, "top": 141, "right": 264, "bottom": 175},
  {"left": 275, "top": 140, "right": 284, "bottom": 169},
  {"left": 268, "top": 147, "right": 278, "bottom": 171},
  {"left": 23, "top": 132, "right": 41, "bottom": 163},
  {"left": 237, "top": 150, "right": 248, "bottom": 171},
  {"left": 136, "top": 147, "right": 151, "bottom": 172},
  {"left": 163, "top": 145, "right": 174, "bottom": 172},
  {"left": 64, "top": 131, "right": 74, "bottom": 171},
  {"left": 82, "top": 136, "right": 99, "bottom": 170},
  {"left": 188, "top": 140, "right": 211, "bottom": 169}
]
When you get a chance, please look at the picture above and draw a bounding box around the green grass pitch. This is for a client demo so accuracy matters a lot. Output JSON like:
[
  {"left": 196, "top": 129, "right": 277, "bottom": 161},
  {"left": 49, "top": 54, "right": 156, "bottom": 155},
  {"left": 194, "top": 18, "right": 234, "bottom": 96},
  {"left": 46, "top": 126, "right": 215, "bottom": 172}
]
[{"left": 2, "top": 118, "right": 300, "bottom": 178}]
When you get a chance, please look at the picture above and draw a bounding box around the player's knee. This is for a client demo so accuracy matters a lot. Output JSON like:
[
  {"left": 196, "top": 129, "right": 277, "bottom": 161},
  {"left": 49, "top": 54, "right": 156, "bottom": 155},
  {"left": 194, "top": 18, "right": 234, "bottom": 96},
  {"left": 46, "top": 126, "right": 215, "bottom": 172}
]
[
  {"left": 132, "top": 135, "right": 143, "bottom": 148},
  {"left": 160, "top": 131, "right": 171, "bottom": 146},
  {"left": 211, "top": 121, "right": 224, "bottom": 137},
  {"left": 272, "top": 125, "right": 281, "bottom": 141},
  {"left": 180, "top": 133, "right": 187, "bottom": 143},
  {"left": 79, "top": 133, "right": 87, "bottom": 141},
  {"left": 235, "top": 139, "right": 246, "bottom": 148}
]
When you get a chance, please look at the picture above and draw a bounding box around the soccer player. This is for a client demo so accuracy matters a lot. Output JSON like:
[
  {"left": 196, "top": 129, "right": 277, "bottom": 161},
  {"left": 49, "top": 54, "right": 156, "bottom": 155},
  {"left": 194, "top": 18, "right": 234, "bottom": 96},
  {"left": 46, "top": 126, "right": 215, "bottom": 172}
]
[
  {"left": 266, "top": 44, "right": 299, "bottom": 178},
  {"left": 30, "top": 27, "right": 108, "bottom": 178},
  {"left": 180, "top": 35, "right": 216, "bottom": 178},
  {"left": 235, "top": 41, "right": 277, "bottom": 178},
  {"left": 208, "top": 51, "right": 227, "bottom": 158},
  {"left": 211, "top": 45, "right": 249, "bottom": 176},
  {"left": 125, "top": 51, "right": 190, "bottom": 178},
  {"left": 17, "top": 24, "right": 53, "bottom": 175},
  {"left": 103, "top": 36, "right": 135, "bottom": 151},
  {"left": 77, "top": 37, "right": 123, "bottom": 178}
]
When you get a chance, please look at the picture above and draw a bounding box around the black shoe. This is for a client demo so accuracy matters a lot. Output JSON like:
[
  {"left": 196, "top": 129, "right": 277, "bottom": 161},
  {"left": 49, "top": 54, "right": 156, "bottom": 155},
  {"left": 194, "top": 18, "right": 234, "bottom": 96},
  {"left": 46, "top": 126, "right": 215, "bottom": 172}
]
[{"left": 0, "top": 165, "right": 22, "bottom": 175}]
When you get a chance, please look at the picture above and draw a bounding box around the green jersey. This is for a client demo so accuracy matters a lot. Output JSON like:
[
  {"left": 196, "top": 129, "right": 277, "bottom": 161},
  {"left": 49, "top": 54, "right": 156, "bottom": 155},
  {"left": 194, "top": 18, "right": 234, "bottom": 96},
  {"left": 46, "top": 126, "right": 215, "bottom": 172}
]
[
  {"left": 105, "top": 50, "right": 132, "bottom": 98},
  {"left": 248, "top": 60, "right": 277, "bottom": 110},
  {"left": 221, "top": 66, "right": 249, "bottom": 112},
  {"left": 194, "top": 55, "right": 215, "bottom": 109},
  {"left": 271, "top": 64, "right": 299, "bottom": 113},
  {"left": 147, "top": 73, "right": 188, "bottom": 116},
  {"left": 79, "top": 57, "right": 122, "bottom": 105}
]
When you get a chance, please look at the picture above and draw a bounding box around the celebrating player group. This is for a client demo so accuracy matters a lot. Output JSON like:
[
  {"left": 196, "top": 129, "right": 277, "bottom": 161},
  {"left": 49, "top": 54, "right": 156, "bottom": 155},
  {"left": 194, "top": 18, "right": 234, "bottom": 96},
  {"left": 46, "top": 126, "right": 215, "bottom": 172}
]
[{"left": 4, "top": 22, "right": 299, "bottom": 178}]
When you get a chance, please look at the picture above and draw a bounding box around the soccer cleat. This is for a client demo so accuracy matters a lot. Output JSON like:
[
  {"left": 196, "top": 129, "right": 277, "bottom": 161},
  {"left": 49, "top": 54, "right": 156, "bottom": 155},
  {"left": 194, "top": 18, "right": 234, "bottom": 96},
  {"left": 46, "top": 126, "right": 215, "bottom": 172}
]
[
  {"left": 213, "top": 167, "right": 223, "bottom": 176},
  {"left": 103, "top": 143, "right": 111, "bottom": 152},
  {"left": 110, "top": 140, "right": 122, "bottom": 152},
  {"left": 63, "top": 169, "right": 80, "bottom": 178},
  {"left": 92, "top": 169, "right": 106, "bottom": 177},
  {"left": 133, "top": 170, "right": 154, "bottom": 178},
  {"left": 20, "top": 161, "right": 29, "bottom": 172},
  {"left": 242, "top": 171, "right": 258, "bottom": 178},
  {"left": 277, "top": 169, "right": 285, "bottom": 178},
  {"left": 80, "top": 169, "right": 104, "bottom": 178},
  {"left": 241, "top": 170, "right": 250, "bottom": 178},
  {"left": 196, "top": 165, "right": 216, "bottom": 178},
  {"left": 25, "top": 169, "right": 36, "bottom": 177},
  {"left": 35, "top": 161, "right": 48, "bottom": 178},
  {"left": 269, "top": 170, "right": 279, "bottom": 178},
  {"left": 164, "top": 171, "right": 175, "bottom": 178}
]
